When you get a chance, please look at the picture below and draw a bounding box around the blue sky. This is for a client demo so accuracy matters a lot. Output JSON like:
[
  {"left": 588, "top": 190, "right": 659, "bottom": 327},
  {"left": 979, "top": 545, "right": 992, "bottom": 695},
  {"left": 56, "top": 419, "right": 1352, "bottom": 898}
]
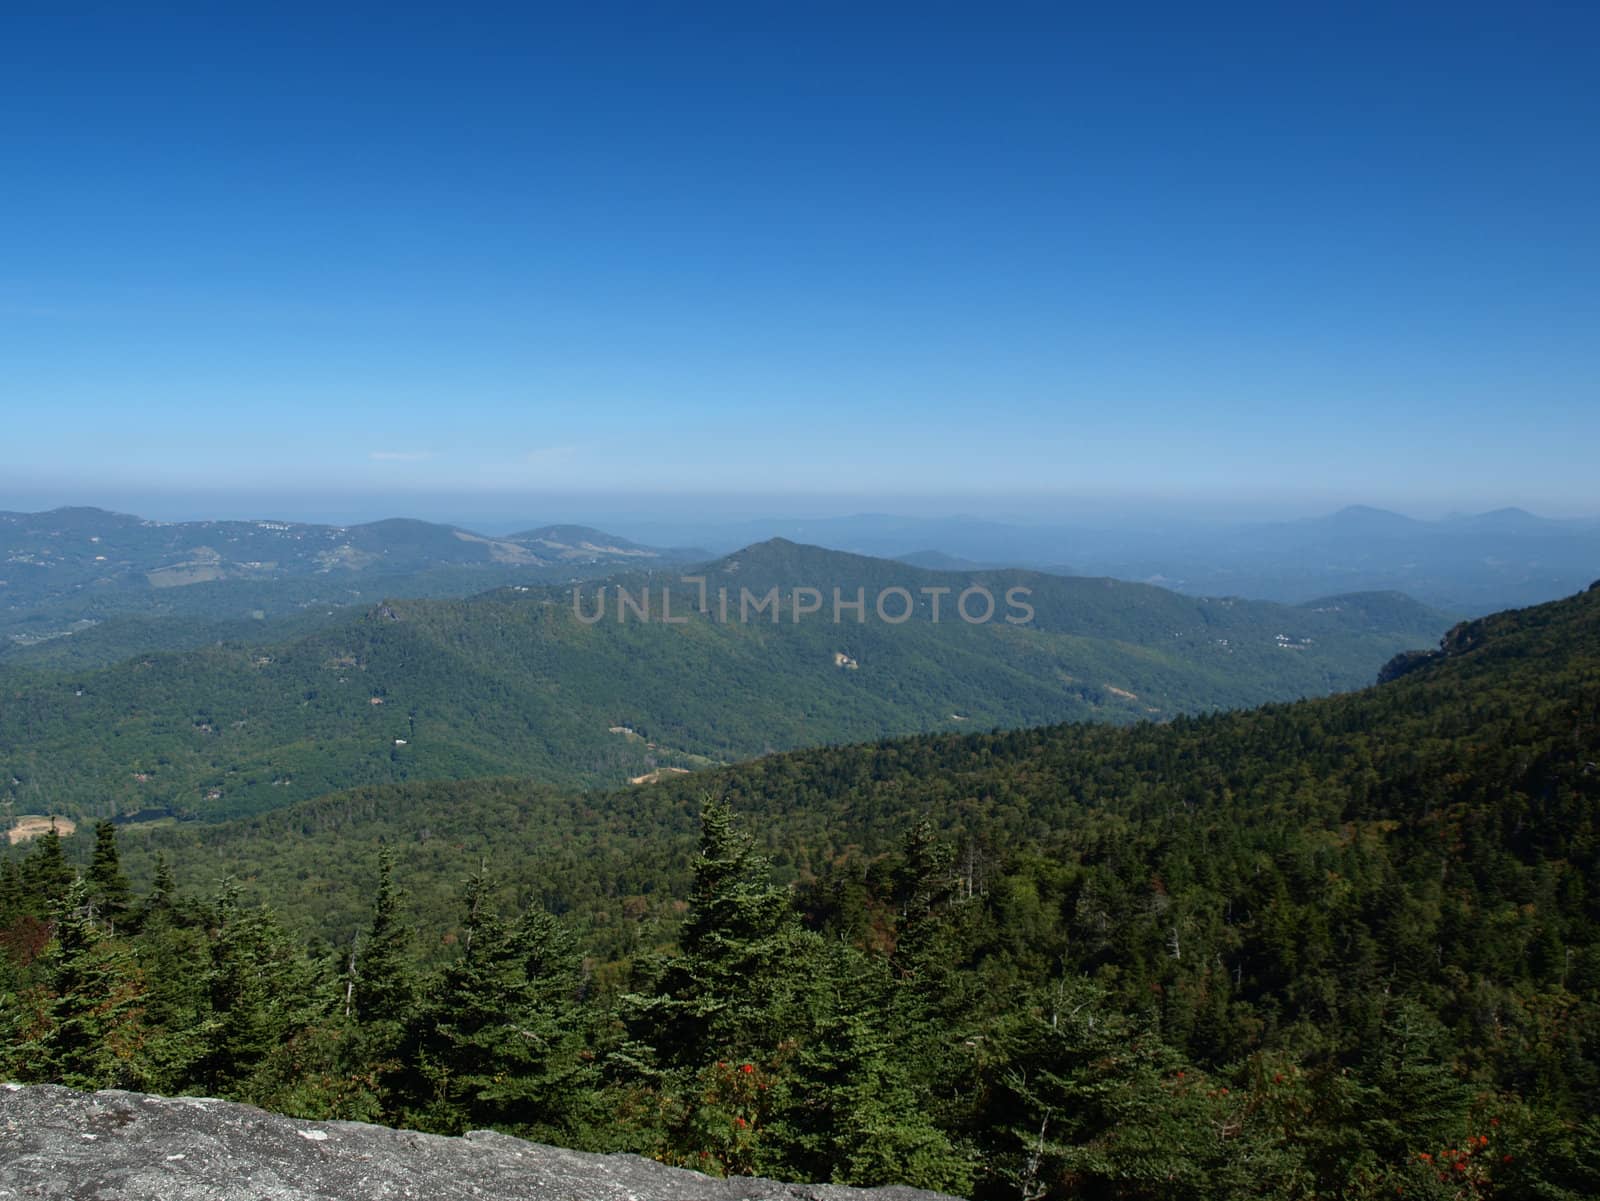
[{"left": 2, "top": 3, "right": 1597, "bottom": 521}]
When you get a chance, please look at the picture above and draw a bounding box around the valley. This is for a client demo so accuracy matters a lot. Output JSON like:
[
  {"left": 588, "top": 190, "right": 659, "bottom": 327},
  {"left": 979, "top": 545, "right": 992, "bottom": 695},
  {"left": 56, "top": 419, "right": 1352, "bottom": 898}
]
[{"left": 0, "top": 538, "right": 1452, "bottom": 822}]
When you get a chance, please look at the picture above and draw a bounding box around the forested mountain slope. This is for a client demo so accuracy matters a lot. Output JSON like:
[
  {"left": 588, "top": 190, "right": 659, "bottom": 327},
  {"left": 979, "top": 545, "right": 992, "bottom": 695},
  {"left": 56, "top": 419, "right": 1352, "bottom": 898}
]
[
  {"left": 96, "top": 579, "right": 1599, "bottom": 962},
  {"left": 3, "top": 584, "right": 1597, "bottom": 1198},
  {"left": 0, "top": 541, "right": 1450, "bottom": 821}
]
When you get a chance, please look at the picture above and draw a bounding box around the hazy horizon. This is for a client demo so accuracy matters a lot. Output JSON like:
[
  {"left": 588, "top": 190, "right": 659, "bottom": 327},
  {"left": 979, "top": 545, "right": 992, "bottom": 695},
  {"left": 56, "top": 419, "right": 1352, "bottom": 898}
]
[{"left": 5, "top": 487, "right": 1600, "bottom": 537}]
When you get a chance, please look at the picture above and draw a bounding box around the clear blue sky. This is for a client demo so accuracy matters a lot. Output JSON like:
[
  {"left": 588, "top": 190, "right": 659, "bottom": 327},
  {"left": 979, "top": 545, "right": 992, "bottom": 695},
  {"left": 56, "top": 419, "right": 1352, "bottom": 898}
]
[{"left": 3, "top": 2, "right": 1597, "bottom": 522}]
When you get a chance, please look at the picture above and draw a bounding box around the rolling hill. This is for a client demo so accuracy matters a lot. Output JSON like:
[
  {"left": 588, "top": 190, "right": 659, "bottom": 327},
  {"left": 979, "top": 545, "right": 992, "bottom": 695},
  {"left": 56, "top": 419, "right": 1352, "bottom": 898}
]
[
  {"left": 0, "top": 540, "right": 1451, "bottom": 822},
  {"left": 86, "top": 580, "right": 1600, "bottom": 958}
]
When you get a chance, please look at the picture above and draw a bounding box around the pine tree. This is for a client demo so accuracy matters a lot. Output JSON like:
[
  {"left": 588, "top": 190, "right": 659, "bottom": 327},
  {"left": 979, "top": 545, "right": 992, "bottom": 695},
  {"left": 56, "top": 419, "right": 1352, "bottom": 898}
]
[
  {"left": 22, "top": 822, "right": 73, "bottom": 912},
  {"left": 0, "top": 857, "right": 22, "bottom": 923},
  {"left": 34, "top": 877, "right": 142, "bottom": 1088},
  {"left": 350, "top": 848, "right": 414, "bottom": 1026},
  {"left": 403, "top": 871, "right": 592, "bottom": 1138},
  {"left": 344, "top": 849, "right": 418, "bottom": 1120},
  {"left": 1343, "top": 998, "right": 1475, "bottom": 1165},
  {"left": 884, "top": 820, "right": 982, "bottom": 1137},
  {"left": 623, "top": 798, "right": 802, "bottom": 1071},
  {"left": 136, "top": 852, "right": 178, "bottom": 928},
  {"left": 982, "top": 976, "right": 1240, "bottom": 1200},
  {"left": 766, "top": 939, "right": 973, "bottom": 1193},
  {"left": 131, "top": 883, "right": 212, "bottom": 1094},
  {"left": 0, "top": 945, "right": 24, "bottom": 1081},
  {"left": 195, "top": 879, "right": 324, "bottom": 1100},
  {"left": 88, "top": 820, "right": 133, "bottom": 932},
  {"left": 892, "top": 818, "right": 959, "bottom": 964},
  {"left": 152, "top": 853, "right": 176, "bottom": 901}
]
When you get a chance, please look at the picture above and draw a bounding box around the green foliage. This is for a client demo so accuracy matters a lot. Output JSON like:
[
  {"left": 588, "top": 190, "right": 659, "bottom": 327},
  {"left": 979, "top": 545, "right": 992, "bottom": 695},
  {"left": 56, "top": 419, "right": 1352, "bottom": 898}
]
[
  {"left": 130, "top": 889, "right": 213, "bottom": 1092},
  {"left": 985, "top": 977, "right": 1242, "bottom": 1199},
  {"left": 769, "top": 940, "right": 973, "bottom": 1193},
  {"left": 20, "top": 823, "right": 73, "bottom": 912},
  {"left": 350, "top": 847, "right": 415, "bottom": 1026},
  {"left": 0, "top": 544, "right": 1450, "bottom": 822},
  {"left": 623, "top": 798, "right": 804, "bottom": 1070},
  {"left": 614, "top": 803, "right": 971, "bottom": 1191},
  {"left": 87, "top": 821, "right": 132, "bottom": 931},
  {"left": 397, "top": 870, "right": 595, "bottom": 1141},
  {"left": 194, "top": 880, "right": 328, "bottom": 1099},
  {"left": 2, "top": 579, "right": 1598, "bottom": 1197},
  {"left": 28, "top": 877, "right": 143, "bottom": 1089}
]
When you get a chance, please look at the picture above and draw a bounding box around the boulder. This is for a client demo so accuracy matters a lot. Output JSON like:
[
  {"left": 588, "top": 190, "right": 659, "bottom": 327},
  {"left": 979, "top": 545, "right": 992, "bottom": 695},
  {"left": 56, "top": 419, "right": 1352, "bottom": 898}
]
[{"left": 0, "top": 1084, "right": 960, "bottom": 1201}]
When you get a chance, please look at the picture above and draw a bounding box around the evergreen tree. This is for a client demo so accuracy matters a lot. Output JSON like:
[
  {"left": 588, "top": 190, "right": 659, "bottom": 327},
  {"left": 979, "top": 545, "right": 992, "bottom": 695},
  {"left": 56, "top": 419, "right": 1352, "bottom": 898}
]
[
  {"left": 33, "top": 877, "right": 142, "bottom": 1089},
  {"left": 130, "top": 885, "right": 212, "bottom": 1093},
  {"left": 88, "top": 820, "right": 133, "bottom": 932},
  {"left": 195, "top": 879, "right": 325, "bottom": 1100},
  {"left": 622, "top": 798, "right": 802, "bottom": 1071},
  {"left": 891, "top": 818, "right": 959, "bottom": 966},
  {"left": 0, "top": 946, "right": 23, "bottom": 1081},
  {"left": 135, "top": 852, "right": 178, "bottom": 928},
  {"left": 0, "top": 857, "right": 24, "bottom": 924},
  {"left": 1317, "top": 998, "right": 1476, "bottom": 1175},
  {"left": 21, "top": 823, "right": 73, "bottom": 912},
  {"left": 980, "top": 976, "right": 1281, "bottom": 1200},
  {"left": 350, "top": 848, "right": 415, "bottom": 1026},
  {"left": 342, "top": 849, "right": 417, "bottom": 1120},
  {"left": 884, "top": 821, "right": 984, "bottom": 1136},
  {"left": 403, "top": 871, "right": 592, "bottom": 1138},
  {"left": 765, "top": 939, "right": 973, "bottom": 1194}
]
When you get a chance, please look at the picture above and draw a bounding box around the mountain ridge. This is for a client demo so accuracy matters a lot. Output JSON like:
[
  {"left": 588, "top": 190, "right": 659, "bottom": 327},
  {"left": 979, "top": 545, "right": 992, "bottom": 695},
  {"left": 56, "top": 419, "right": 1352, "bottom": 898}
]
[
  {"left": 0, "top": 507, "right": 706, "bottom": 664},
  {"left": 0, "top": 540, "right": 1452, "bottom": 823},
  {"left": 105, "top": 578, "right": 1597, "bottom": 952},
  {"left": 612, "top": 505, "right": 1600, "bottom": 612}
]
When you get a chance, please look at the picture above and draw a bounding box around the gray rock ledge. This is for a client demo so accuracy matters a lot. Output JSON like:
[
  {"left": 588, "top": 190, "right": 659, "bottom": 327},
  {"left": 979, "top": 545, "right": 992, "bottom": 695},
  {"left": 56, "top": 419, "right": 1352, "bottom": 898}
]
[{"left": 0, "top": 1083, "right": 960, "bottom": 1201}]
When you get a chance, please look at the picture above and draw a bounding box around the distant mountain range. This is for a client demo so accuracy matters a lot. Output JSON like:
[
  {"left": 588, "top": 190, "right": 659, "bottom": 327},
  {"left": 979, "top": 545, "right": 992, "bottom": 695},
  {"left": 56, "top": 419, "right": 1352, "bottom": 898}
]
[
  {"left": 8, "top": 502, "right": 1592, "bottom": 651},
  {"left": 615, "top": 505, "right": 1600, "bottom": 613},
  {"left": 0, "top": 537, "right": 1452, "bottom": 823},
  {"left": 0, "top": 507, "right": 708, "bottom": 663},
  {"left": 0, "top": 507, "right": 705, "bottom": 591}
]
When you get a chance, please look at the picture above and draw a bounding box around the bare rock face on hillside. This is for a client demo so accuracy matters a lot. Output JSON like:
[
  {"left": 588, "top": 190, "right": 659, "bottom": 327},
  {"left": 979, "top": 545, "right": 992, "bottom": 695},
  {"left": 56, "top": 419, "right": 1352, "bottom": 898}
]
[{"left": 0, "top": 1084, "right": 960, "bottom": 1201}]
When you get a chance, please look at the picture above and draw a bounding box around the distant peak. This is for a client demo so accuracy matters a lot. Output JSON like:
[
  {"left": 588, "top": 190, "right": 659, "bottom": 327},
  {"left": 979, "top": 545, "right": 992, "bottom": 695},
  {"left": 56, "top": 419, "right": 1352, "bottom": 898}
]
[
  {"left": 1330, "top": 504, "right": 1409, "bottom": 520},
  {"left": 714, "top": 537, "right": 878, "bottom": 572},
  {"left": 1320, "top": 505, "right": 1422, "bottom": 531},
  {"left": 1457, "top": 506, "right": 1548, "bottom": 528},
  {"left": 508, "top": 524, "right": 650, "bottom": 552},
  {"left": 350, "top": 517, "right": 453, "bottom": 532}
]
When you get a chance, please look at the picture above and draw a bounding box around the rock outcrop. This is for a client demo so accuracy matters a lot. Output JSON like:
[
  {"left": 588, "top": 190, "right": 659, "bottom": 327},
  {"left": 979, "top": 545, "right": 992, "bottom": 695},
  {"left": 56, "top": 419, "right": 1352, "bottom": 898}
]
[{"left": 0, "top": 1084, "right": 959, "bottom": 1201}]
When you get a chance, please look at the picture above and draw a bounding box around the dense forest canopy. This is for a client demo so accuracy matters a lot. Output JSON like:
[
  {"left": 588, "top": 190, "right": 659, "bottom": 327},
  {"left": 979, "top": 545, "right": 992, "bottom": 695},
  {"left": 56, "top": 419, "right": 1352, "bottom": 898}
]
[
  {"left": 3, "top": 582, "right": 1597, "bottom": 1197},
  {"left": 0, "top": 540, "right": 1450, "bottom": 822}
]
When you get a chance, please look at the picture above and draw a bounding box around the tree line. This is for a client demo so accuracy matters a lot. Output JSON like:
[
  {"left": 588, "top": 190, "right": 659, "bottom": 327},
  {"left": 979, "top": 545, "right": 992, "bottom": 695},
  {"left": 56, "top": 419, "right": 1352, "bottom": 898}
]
[{"left": 4, "top": 799, "right": 1597, "bottom": 1201}]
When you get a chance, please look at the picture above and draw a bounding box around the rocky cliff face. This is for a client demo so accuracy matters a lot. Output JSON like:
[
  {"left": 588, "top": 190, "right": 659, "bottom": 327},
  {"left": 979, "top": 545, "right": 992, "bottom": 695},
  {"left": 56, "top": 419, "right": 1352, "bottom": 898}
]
[{"left": 0, "top": 1084, "right": 960, "bottom": 1201}]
